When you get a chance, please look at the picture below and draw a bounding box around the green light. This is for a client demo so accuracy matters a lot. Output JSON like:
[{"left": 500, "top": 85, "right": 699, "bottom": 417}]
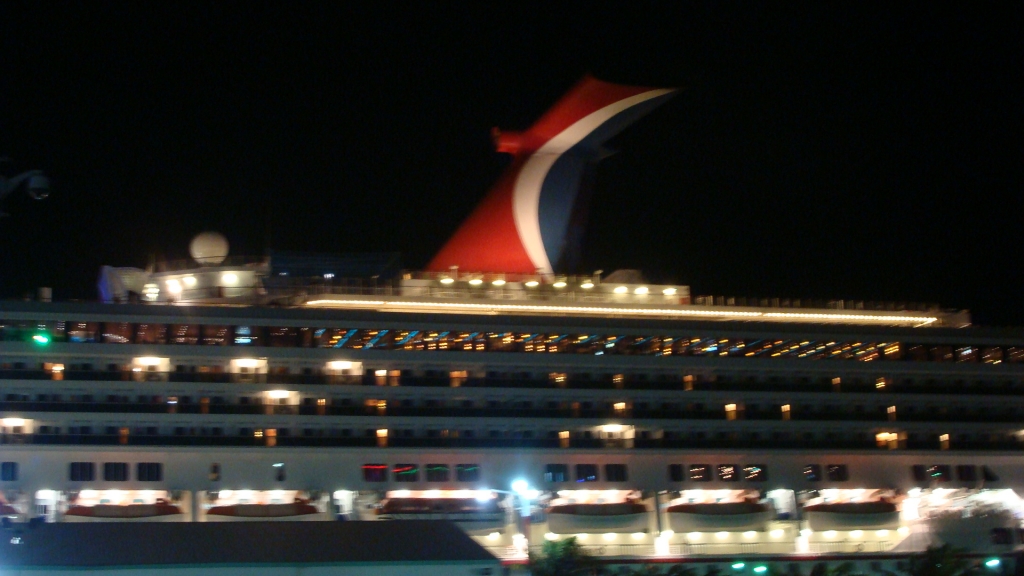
[
  {"left": 985, "top": 559, "right": 1001, "bottom": 569},
  {"left": 754, "top": 566, "right": 768, "bottom": 574},
  {"left": 32, "top": 334, "right": 50, "bottom": 345},
  {"left": 732, "top": 563, "right": 746, "bottom": 570}
]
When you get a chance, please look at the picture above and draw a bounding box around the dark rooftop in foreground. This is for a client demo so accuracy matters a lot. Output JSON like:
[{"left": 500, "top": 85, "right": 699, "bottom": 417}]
[{"left": 0, "top": 520, "right": 498, "bottom": 568}]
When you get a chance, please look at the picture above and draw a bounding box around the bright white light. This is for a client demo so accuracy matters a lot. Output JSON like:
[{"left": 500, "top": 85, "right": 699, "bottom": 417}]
[
  {"left": 613, "top": 286, "right": 628, "bottom": 294},
  {"left": 688, "top": 531, "right": 701, "bottom": 540},
  {"left": 182, "top": 276, "right": 196, "bottom": 287},
  {"left": 581, "top": 282, "right": 594, "bottom": 289},
  {"left": 304, "top": 298, "right": 939, "bottom": 325},
  {"left": 770, "top": 529, "right": 784, "bottom": 538},
  {"left": 800, "top": 529, "right": 813, "bottom": 536},
  {"left": 544, "top": 532, "right": 558, "bottom": 541},
  {"left": 603, "top": 533, "right": 616, "bottom": 541},
  {"left": 374, "top": 369, "right": 387, "bottom": 377},
  {"left": 391, "top": 490, "right": 410, "bottom": 498},
  {"left": 525, "top": 280, "right": 539, "bottom": 287},
  {"left": 135, "top": 357, "right": 164, "bottom": 366},
  {"left": 439, "top": 277, "right": 454, "bottom": 284},
  {"left": 663, "top": 287, "right": 677, "bottom": 295},
  {"left": 743, "top": 531, "right": 756, "bottom": 538},
  {"left": 492, "top": 279, "right": 506, "bottom": 286},
  {"left": 716, "top": 531, "right": 728, "bottom": 539},
  {"left": 489, "top": 532, "right": 501, "bottom": 540},
  {"left": 661, "top": 530, "right": 674, "bottom": 537},
  {"left": 326, "top": 361, "right": 352, "bottom": 370},
  {"left": 876, "top": 529, "right": 889, "bottom": 537},
  {"left": 468, "top": 278, "right": 483, "bottom": 286},
  {"left": 221, "top": 273, "right": 238, "bottom": 285},
  {"left": 234, "top": 358, "right": 260, "bottom": 368},
  {"left": 2, "top": 418, "right": 26, "bottom": 427},
  {"left": 511, "top": 479, "right": 529, "bottom": 495},
  {"left": 166, "top": 279, "right": 181, "bottom": 294},
  {"left": 267, "top": 390, "right": 290, "bottom": 399},
  {"left": 80, "top": 490, "right": 97, "bottom": 499},
  {"left": 553, "top": 281, "right": 567, "bottom": 288},
  {"left": 632, "top": 532, "right": 645, "bottom": 539},
  {"left": 897, "top": 526, "right": 910, "bottom": 535},
  {"left": 602, "top": 424, "right": 624, "bottom": 433},
  {"left": 634, "top": 286, "right": 649, "bottom": 295},
  {"left": 851, "top": 530, "right": 863, "bottom": 538},
  {"left": 36, "top": 490, "right": 56, "bottom": 500},
  {"left": 824, "top": 531, "right": 837, "bottom": 538}
]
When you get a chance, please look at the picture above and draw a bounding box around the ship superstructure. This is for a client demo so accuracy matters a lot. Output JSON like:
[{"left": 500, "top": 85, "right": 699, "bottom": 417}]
[{"left": 3, "top": 78, "right": 1024, "bottom": 571}]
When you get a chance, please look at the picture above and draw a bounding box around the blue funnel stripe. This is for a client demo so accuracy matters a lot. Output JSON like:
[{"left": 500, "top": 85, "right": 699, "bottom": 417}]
[{"left": 537, "top": 91, "right": 677, "bottom": 269}]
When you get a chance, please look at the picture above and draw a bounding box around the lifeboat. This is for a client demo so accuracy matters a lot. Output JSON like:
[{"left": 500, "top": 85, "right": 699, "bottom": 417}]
[
  {"left": 376, "top": 497, "right": 506, "bottom": 532},
  {"left": 803, "top": 501, "right": 900, "bottom": 530},
  {"left": 206, "top": 500, "right": 320, "bottom": 521},
  {"left": 546, "top": 501, "right": 649, "bottom": 534},
  {"left": 64, "top": 499, "right": 183, "bottom": 522},
  {"left": 666, "top": 501, "right": 774, "bottom": 532}
]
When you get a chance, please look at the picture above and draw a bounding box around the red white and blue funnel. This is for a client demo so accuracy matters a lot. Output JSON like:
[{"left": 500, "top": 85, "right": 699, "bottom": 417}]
[{"left": 427, "top": 76, "right": 677, "bottom": 275}]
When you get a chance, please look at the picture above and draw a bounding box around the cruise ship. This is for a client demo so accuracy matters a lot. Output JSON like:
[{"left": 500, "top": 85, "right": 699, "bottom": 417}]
[{"left": 2, "top": 77, "right": 1023, "bottom": 571}]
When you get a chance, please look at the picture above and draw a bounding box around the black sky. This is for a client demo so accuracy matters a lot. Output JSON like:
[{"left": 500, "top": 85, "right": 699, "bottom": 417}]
[{"left": 1, "top": 3, "right": 1023, "bottom": 325}]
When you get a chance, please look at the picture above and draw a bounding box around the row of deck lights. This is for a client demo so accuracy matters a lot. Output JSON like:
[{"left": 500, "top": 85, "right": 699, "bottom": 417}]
[{"left": 438, "top": 276, "right": 677, "bottom": 295}]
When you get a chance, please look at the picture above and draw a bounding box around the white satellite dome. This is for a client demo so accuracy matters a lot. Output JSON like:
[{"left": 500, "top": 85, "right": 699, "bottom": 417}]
[{"left": 189, "top": 232, "right": 229, "bottom": 265}]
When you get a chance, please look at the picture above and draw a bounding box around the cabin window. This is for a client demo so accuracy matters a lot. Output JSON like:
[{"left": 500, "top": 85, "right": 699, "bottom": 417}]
[
  {"left": 134, "top": 323, "right": 168, "bottom": 344},
  {"left": 456, "top": 464, "right": 480, "bottom": 482},
  {"left": 104, "top": 462, "right": 129, "bottom": 482},
  {"left": 575, "top": 464, "right": 599, "bottom": 482},
  {"left": 717, "top": 464, "right": 740, "bottom": 482},
  {"left": 274, "top": 463, "right": 286, "bottom": 482},
  {"left": 425, "top": 464, "right": 450, "bottom": 482},
  {"left": 102, "top": 322, "right": 134, "bottom": 343},
  {"left": 233, "top": 326, "right": 263, "bottom": 346},
  {"left": 912, "top": 465, "right": 928, "bottom": 483},
  {"left": 605, "top": 464, "right": 628, "bottom": 482},
  {"left": 393, "top": 464, "right": 418, "bottom": 482},
  {"left": 0, "top": 462, "right": 17, "bottom": 481},
  {"left": 137, "top": 463, "right": 162, "bottom": 482},
  {"left": 744, "top": 465, "right": 767, "bottom": 482},
  {"left": 689, "top": 464, "right": 711, "bottom": 482},
  {"left": 668, "top": 464, "right": 685, "bottom": 482},
  {"left": 209, "top": 464, "right": 221, "bottom": 482},
  {"left": 982, "top": 466, "right": 999, "bottom": 482},
  {"left": 202, "top": 325, "right": 231, "bottom": 346},
  {"left": 955, "top": 465, "right": 977, "bottom": 482},
  {"left": 803, "top": 465, "right": 822, "bottom": 482},
  {"left": 70, "top": 462, "right": 95, "bottom": 482},
  {"left": 545, "top": 464, "right": 569, "bottom": 483},
  {"left": 362, "top": 464, "right": 387, "bottom": 482},
  {"left": 169, "top": 324, "right": 199, "bottom": 345},
  {"left": 826, "top": 464, "right": 849, "bottom": 482},
  {"left": 925, "top": 465, "right": 951, "bottom": 483}
]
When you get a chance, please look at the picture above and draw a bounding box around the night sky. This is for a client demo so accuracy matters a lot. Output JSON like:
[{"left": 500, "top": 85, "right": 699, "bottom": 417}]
[{"left": 2, "top": 4, "right": 1023, "bottom": 325}]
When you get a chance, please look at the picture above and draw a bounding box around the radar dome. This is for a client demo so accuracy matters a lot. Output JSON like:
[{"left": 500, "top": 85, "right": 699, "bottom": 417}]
[{"left": 189, "top": 232, "right": 229, "bottom": 265}]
